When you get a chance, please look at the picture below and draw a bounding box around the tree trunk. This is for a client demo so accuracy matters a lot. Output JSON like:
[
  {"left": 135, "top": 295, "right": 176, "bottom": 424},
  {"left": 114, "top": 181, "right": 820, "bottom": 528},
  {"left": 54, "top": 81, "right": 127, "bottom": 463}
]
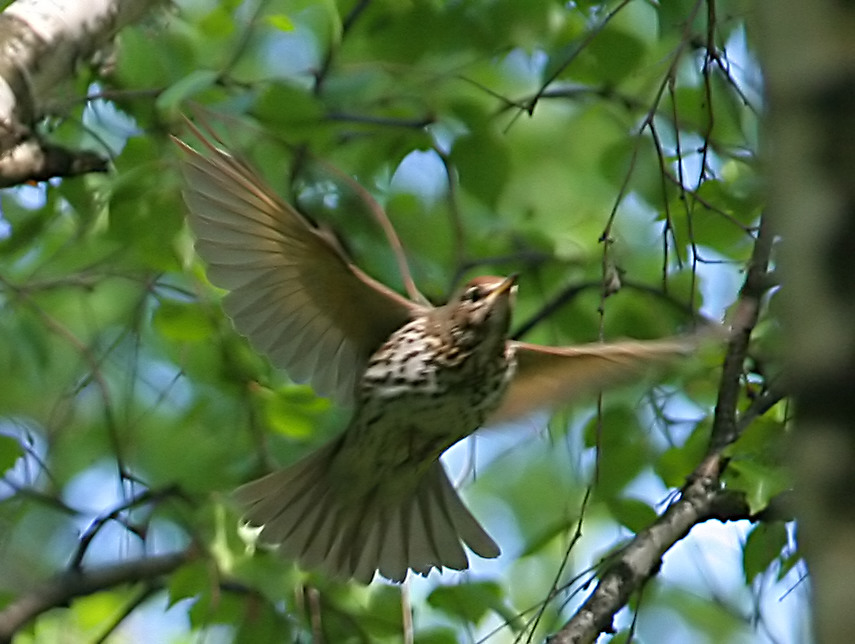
[{"left": 759, "top": 3, "right": 855, "bottom": 641}]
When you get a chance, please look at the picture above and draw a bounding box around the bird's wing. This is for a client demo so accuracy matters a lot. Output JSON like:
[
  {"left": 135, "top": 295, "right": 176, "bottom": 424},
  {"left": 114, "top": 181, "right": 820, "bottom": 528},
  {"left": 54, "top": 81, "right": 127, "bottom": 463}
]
[
  {"left": 487, "top": 338, "right": 696, "bottom": 424},
  {"left": 176, "top": 125, "right": 425, "bottom": 405}
]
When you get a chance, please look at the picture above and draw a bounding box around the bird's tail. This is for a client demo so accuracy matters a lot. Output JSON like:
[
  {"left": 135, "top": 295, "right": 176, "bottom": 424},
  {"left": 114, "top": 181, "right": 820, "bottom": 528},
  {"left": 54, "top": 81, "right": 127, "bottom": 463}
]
[{"left": 234, "top": 441, "right": 500, "bottom": 583}]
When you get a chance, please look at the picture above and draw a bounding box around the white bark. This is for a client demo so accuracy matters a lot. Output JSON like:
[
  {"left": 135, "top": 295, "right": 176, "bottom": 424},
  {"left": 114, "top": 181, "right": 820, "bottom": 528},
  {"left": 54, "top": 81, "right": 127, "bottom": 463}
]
[{"left": 0, "top": 0, "right": 157, "bottom": 185}]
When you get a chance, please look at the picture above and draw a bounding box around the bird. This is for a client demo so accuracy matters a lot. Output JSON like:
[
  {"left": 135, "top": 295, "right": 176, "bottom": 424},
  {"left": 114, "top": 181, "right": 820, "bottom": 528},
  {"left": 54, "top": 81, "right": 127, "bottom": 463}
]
[{"left": 175, "top": 123, "right": 698, "bottom": 584}]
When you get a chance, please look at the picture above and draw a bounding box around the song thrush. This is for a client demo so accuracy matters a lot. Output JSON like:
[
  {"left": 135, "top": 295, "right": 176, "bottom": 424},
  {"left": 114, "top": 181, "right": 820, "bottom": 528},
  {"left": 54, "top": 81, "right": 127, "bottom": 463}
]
[{"left": 176, "top": 126, "right": 696, "bottom": 583}]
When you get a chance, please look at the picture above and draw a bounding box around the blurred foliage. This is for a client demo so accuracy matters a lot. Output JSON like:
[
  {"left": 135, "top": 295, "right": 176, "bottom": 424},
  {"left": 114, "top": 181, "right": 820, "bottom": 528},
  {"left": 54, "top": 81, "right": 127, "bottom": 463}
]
[{"left": 0, "top": 0, "right": 801, "bottom": 642}]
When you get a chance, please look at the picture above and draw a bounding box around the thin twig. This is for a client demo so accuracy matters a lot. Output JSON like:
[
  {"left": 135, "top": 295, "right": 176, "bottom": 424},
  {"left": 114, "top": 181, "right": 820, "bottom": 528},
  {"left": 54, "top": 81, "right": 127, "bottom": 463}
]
[{"left": 70, "top": 486, "right": 184, "bottom": 569}]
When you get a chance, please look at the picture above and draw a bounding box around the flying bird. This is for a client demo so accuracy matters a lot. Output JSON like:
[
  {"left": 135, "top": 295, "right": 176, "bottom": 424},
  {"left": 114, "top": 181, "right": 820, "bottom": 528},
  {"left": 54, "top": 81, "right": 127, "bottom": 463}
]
[{"left": 175, "top": 124, "right": 696, "bottom": 583}]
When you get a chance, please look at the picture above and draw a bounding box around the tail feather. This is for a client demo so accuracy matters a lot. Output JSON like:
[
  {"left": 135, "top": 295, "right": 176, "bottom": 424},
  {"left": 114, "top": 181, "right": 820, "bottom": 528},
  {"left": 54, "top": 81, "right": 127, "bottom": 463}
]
[
  {"left": 235, "top": 444, "right": 336, "bottom": 551},
  {"left": 351, "top": 520, "right": 383, "bottom": 583},
  {"left": 407, "top": 495, "right": 439, "bottom": 574},
  {"left": 375, "top": 506, "right": 408, "bottom": 582},
  {"left": 435, "top": 466, "right": 501, "bottom": 559},
  {"left": 300, "top": 496, "right": 345, "bottom": 568},
  {"left": 234, "top": 441, "right": 500, "bottom": 583},
  {"left": 419, "top": 471, "right": 470, "bottom": 569}
]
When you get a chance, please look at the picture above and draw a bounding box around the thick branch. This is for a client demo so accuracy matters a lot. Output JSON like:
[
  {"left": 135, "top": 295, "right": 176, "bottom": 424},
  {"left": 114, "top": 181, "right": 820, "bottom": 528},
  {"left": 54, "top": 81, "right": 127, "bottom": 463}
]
[
  {"left": 0, "top": 549, "right": 193, "bottom": 643},
  {"left": 0, "top": 139, "right": 108, "bottom": 186}
]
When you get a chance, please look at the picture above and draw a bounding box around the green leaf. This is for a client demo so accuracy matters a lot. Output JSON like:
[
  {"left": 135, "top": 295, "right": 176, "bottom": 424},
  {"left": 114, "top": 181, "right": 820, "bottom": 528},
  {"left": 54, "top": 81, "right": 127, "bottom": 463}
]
[
  {"left": 253, "top": 82, "right": 324, "bottom": 128},
  {"left": 778, "top": 547, "right": 803, "bottom": 582},
  {"left": 188, "top": 588, "right": 243, "bottom": 628},
  {"left": 266, "top": 13, "right": 294, "bottom": 32},
  {"left": 743, "top": 522, "right": 788, "bottom": 584},
  {"left": 413, "top": 627, "right": 459, "bottom": 644},
  {"left": 114, "top": 25, "right": 194, "bottom": 89},
  {"left": 167, "top": 560, "right": 210, "bottom": 607},
  {"left": 256, "top": 385, "right": 332, "bottom": 439},
  {"left": 0, "top": 435, "right": 23, "bottom": 473},
  {"left": 586, "top": 28, "right": 647, "bottom": 84},
  {"left": 723, "top": 415, "right": 791, "bottom": 514},
  {"left": 72, "top": 590, "right": 130, "bottom": 631},
  {"left": 607, "top": 496, "right": 658, "bottom": 533},
  {"left": 199, "top": 5, "right": 239, "bottom": 38},
  {"left": 427, "top": 581, "right": 504, "bottom": 625},
  {"left": 655, "top": 420, "right": 710, "bottom": 487},
  {"left": 235, "top": 601, "right": 293, "bottom": 640},
  {"left": 725, "top": 415, "right": 787, "bottom": 462},
  {"left": 360, "top": 585, "right": 404, "bottom": 636},
  {"left": 582, "top": 406, "right": 649, "bottom": 497},
  {"left": 156, "top": 69, "right": 221, "bottom": 115},
  {"left": 449, "top": 130, "right": 510, "bottom": 209},
  {"left": 0, "top": 199, "right": 49, "bottom": 256},
  {"left": 107, "top": 138, "right": 184, "bottom": 270},
  {"left": 153, "top": 300, "right": 214, "bottom": 342},
  {"left": 520, "top": 517, "right": 576, "bottom": 557},
  {"left": 725, "top": 459, "right": 791, "bottom": 515}
]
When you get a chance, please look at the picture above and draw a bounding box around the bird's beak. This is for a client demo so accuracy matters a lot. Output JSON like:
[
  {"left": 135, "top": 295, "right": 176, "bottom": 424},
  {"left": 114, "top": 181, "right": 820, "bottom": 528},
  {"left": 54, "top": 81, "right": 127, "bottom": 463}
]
[{"left": 488, "top": 274, "right": 518, "bottom": 302}]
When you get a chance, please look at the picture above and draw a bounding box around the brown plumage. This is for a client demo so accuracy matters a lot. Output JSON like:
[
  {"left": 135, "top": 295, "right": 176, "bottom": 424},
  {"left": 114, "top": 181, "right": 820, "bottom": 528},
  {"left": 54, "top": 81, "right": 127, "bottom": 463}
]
[{"left": 175, "top": 124, "right": 696, "bottom": 583}]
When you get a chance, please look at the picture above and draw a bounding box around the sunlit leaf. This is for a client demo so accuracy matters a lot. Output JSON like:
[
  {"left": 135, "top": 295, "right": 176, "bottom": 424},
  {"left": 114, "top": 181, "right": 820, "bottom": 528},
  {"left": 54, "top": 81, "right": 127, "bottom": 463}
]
[
  {"left": 725, "top": 459, "right": 791, "bottom": 515},
  {"left": 255, "top": 385, "right": 332, "bottom": 439},
  {"left": 266, "top": 14, "right": 294, "bottom": 32},
  {"left": 153, "top": 300, "right": 214, "bottom": 342}
]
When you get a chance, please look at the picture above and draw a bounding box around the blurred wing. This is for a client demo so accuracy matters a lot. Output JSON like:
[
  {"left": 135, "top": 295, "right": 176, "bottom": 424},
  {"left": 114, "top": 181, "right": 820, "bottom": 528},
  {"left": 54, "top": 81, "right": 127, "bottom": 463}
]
[
  {"left": 488, "top": 338, "right": 696, "bottom": 424},
  {"left": 176, "top": 126, "right": 425, "bottom": 405}
]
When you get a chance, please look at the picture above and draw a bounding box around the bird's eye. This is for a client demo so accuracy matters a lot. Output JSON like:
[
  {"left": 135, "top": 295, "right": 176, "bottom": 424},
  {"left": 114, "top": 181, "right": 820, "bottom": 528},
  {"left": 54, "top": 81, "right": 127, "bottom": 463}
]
[{"left": 465, "top": 287, "right": 483, "bottom": 302}]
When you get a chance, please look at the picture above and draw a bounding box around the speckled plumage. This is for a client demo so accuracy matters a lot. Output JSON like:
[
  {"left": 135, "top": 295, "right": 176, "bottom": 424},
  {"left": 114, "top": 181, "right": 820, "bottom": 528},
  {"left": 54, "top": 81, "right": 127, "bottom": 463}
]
[{"left": 236, "top": 281, "right": 519, "bottom": 582}]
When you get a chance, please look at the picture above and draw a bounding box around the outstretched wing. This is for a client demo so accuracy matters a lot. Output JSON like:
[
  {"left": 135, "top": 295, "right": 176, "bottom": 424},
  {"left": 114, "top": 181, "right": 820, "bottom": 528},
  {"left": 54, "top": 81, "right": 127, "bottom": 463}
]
[
  {"left": 176, "top": 125, "right": 425, "bottom": 405},
  {"left": 488, "top": 338, "right": 696, "bottom": 424}
]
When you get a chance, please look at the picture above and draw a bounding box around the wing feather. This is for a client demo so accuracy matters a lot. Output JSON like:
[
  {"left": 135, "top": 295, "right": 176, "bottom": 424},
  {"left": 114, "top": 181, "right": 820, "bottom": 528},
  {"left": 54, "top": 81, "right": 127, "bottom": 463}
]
[
  {"left": 488, "top": 338, "right": 696, "bottom": 424},
  {"left": 176, "top": 126, "right": 425, "bottom": 404}
]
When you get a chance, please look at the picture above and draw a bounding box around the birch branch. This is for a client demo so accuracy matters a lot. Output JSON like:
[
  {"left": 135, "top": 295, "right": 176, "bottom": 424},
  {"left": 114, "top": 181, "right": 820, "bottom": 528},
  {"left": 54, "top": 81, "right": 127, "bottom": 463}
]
[{"left": 0, "top": 0, "right": 157, "bottom": 185}]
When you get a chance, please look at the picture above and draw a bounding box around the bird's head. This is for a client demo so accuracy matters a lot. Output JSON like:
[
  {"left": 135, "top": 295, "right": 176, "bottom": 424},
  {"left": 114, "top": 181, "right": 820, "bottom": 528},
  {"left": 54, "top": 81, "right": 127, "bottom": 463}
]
[{"left": 437, "top": 274, "right": 517, "bottom": 350}]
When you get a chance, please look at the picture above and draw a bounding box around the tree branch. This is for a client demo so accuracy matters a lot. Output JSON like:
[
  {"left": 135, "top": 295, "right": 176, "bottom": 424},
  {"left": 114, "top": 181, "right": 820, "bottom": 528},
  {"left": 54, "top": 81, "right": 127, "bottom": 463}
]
[
  {"left": 708, "top": 213, "right": 774, "bottom": 454},
  {"left": 548, "top": 474, "right": 728, "bottom": 644},
  {"left": 0, "top": 549, "right": 194, "bottom": 643},
  {"left": 0, "top": 139, "right": 108, "bottom": 187},
  {"left": 549, "top": 211, "right": 777, "bottom": 642},
  {"left": 0, "top": 0, "right": 155, "bottom": 185}
]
